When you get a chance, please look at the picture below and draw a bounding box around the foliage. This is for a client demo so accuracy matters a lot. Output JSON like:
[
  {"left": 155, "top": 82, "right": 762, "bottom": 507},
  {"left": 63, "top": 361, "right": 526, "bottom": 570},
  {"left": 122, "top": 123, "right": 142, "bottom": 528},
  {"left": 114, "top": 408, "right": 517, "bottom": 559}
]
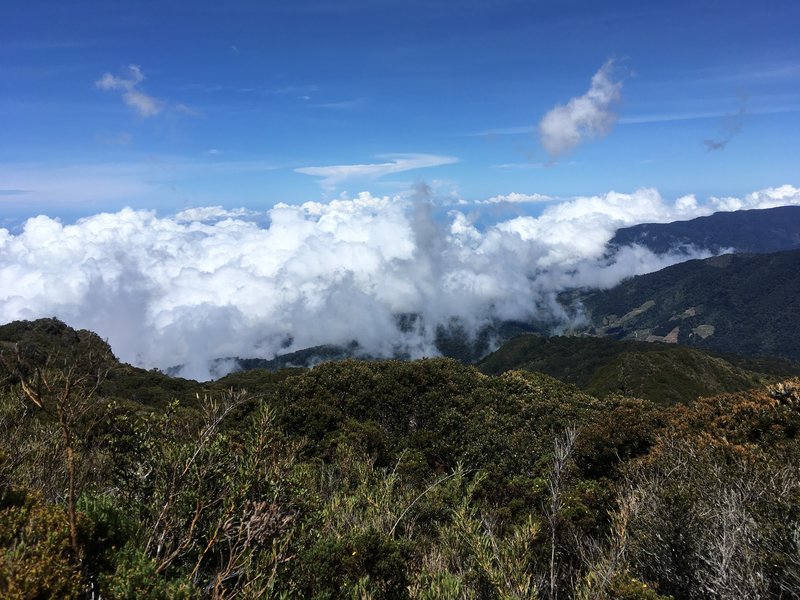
[
  {"left": 1, "top": 319, "right": 799, "bottom": 598},
  {"left": 478, "top": 334, "right": 781, "bottom": 405},
  {"left": 0, "top": 487, "right": 87, "bottom": 599},
  {"left": 577, "top": 249, "right": 800, "bottom": 361}
]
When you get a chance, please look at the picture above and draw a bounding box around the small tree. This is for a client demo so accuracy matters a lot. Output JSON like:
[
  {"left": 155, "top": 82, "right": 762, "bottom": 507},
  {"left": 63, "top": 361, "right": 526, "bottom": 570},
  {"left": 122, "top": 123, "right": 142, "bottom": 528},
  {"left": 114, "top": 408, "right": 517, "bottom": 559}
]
[{"left": 0, "top": 332, "right": 112, "bottom": 560}]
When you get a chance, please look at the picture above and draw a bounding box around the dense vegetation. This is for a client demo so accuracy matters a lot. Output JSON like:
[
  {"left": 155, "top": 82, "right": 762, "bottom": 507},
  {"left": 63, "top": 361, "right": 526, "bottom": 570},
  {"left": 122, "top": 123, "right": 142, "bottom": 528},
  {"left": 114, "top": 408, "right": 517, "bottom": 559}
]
[
  {"left": 576, "top": 249, "right": 800, "bottom": 361},
  {"left": 1, "top": 319, "right": 799, "bottom": 598},
  {"left": 477, "top": 334, "right": 800, "bottom": 405}
]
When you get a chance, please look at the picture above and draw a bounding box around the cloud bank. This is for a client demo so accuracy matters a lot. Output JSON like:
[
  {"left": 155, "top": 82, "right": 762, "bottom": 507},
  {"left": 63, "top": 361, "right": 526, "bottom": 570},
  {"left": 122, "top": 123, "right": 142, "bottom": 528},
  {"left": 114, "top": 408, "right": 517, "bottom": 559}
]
[
  {"left": 477, "top": 192, "right": 553, "bottom": 205},
  {"left": 539, "top": 59, "right": 622, "bottom": 158},
  {"left": 1, "top": 184, "right": 798, "bottom": 379}
]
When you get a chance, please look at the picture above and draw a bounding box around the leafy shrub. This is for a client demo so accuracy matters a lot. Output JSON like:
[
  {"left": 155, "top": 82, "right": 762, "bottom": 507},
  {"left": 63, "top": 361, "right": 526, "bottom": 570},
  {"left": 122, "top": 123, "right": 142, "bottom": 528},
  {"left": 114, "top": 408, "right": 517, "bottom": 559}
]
[{"left": 0, "top": 489, "right": 86, "bottom": 599}]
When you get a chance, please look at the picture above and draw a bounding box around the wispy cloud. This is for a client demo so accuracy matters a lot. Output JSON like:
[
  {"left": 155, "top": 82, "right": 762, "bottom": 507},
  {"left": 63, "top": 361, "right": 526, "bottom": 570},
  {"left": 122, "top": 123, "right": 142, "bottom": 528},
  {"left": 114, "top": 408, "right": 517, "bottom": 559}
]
[
  {"left": 264, "top": 84, "right": 319, "bottom": 96},
  {"left": 703, "top": 95, "right": 747, "bottom": 151},
  {"left": 470, "top": 125, "right": 534, "bottom": 137},
  {"left": 0, "top": 159, "right": 282, "bottom": 206},
  {"left": 95, "top": 65, "right": 163, "bottom": 118},
  {"left": 475, "top": 104, "right": 800, "bottom": 136},
  {"left": 175, "top": 103, "right": 203, "bottom": 117},
  {"left": 539, "top": 59, "right": 623, "bottom": 159},
  {"left": 311, "top": 98, "right": 366, "bottom": 109},
  {"left": 0, "top": 162, "right": 159, "bottom": 205},
  {"left": 490, "top": 162, "right": 547, "bottom": 170},
  {"left": 96, "top": 65, "right": 199, "bottom": 119},
  {"left": 295, "top": 153, "right": 459, "bottom": 190}
]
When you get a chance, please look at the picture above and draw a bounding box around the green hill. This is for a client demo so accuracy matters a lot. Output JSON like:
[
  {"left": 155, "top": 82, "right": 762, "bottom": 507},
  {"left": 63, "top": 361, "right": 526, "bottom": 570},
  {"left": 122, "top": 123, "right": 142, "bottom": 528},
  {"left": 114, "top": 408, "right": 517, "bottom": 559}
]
[
  {"left": 2, "top": 318, "right": 800, "bottom": 598},
  {"left": 477, "top": 334, "right": 787, "bottom": 405}
]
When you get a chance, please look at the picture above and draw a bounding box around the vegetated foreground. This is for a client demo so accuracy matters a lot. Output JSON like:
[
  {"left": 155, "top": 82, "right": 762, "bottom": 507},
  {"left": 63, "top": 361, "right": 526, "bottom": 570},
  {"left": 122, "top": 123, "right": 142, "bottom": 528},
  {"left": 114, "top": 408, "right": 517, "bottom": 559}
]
[{"left": 1, "top": 319, "right": 799, "bottom": 598}]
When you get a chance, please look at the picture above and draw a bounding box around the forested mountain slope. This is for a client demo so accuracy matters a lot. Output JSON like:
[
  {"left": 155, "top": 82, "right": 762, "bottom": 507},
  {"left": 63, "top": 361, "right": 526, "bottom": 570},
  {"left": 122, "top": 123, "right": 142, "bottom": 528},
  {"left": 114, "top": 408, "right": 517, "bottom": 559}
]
[
  {"left": 477, "top": 334, "right": 799, "bottom": 405},
  {"left": 609, "top": 205, "right": 800, "bottom": 254},
  {"left": 575, "top": 249, "right": 800, "bottom": 361},
  {"left": 1, "top": 319, "right": 800, "bottom": 597}
]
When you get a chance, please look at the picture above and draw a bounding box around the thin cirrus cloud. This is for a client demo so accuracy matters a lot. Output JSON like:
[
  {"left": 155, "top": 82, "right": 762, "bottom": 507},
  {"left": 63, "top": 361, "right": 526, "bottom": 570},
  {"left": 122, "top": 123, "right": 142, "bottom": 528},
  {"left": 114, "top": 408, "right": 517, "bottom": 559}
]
[
  {"left": 539, "top": 59, "right": 623, "bottom": 159},
  {"left": 0, "top": 162, "right": 158, "bottom": 205},
  {"left": 295, "top": 153, "right": 459, "bottom": 190},
  {"left": 478, "top": 104, "right": 800, "bottom": 136},
  {"left": 0, "top": 159, "right": 282, "bottom": 207}
]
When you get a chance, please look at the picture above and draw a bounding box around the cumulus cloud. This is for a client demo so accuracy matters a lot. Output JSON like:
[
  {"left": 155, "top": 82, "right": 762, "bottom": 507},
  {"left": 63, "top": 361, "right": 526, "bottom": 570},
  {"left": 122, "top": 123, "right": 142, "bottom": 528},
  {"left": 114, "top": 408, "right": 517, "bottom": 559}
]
[
  {"left": 295, "top": 154, "right": 458, "bottom": 190},
  {"left": 539, "top": 59, "right": 622, "bottom": 159},
  {"left": 710, "top": 184, "right": 800, "bottom": 211},
  {"left": 477, "top": 192, "right": 553, "bottom": 205},
  {"left": 173, "top": 206, "right": 260, "bottom": 222},
  {"left": 96, "top": 65, "right": 164, "bottom": 118},
  {"left": 1, "top": 184, "right": 797, "bottom": 380}
]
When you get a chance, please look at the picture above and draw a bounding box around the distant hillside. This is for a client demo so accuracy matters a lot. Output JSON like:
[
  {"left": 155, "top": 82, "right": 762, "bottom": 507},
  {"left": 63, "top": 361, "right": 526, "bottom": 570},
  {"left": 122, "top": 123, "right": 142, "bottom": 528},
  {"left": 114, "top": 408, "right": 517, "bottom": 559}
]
[
  {"left": 609, "top": 205, "right": 800, "bottom": 254},
  {"left": 0, "top": 318, "right": 296, "bottom": 407},
  {"left": 213, "top": 343, "right": 361, "bottom": 375},
  {"left": 218, "top": 318, "right": 541, "bottom": 374},
  {"left": 576, "top": 249, "right": 800, "bottom": 361},
  {"left": 477, "top": 334, "right": 792, "bottom": 405}
]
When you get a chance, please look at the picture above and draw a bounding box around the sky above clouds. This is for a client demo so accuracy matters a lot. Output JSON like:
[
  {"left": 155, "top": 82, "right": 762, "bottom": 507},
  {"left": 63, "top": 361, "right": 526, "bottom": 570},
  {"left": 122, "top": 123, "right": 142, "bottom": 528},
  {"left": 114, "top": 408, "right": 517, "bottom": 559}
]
[
  {"left": 2, "top": 0, "right": 799, "bottom": 218},
  {"left": 2, "top": 0, "right": 800, "bottom": 377}
]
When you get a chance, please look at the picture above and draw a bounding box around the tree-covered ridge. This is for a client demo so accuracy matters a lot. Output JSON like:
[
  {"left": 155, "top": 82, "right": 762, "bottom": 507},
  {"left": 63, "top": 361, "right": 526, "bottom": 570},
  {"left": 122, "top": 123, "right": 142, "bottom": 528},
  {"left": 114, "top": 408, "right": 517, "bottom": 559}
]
[
  {"left": 575, "top": 249, "right": 800, "bottom": 361},
  {"left": 477, "top": 334, "right": 799, "bottom": 405},
  {"left": 608, "top": 205, "right": 800, "bottom": 255},
  {"left": 1, "top": 320, "right": 799, "bottom": 598}
]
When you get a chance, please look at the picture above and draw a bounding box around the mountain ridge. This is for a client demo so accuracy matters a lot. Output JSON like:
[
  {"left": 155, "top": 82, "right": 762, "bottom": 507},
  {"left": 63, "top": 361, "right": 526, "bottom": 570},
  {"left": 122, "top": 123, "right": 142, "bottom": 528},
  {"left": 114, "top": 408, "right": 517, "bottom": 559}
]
[
  {"left": 609, "top": 205, "right": 800, "bottom": 254},
  {"left": 575, "top": 248, "right": 800, "bottom": 360}
]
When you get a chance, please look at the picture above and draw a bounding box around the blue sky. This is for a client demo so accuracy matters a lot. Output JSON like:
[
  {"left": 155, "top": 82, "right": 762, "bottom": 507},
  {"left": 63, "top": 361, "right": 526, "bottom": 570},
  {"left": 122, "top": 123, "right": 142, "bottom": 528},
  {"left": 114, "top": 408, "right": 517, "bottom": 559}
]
[{"left": 3, "top": 0, "right": 799, "bottom": 222}]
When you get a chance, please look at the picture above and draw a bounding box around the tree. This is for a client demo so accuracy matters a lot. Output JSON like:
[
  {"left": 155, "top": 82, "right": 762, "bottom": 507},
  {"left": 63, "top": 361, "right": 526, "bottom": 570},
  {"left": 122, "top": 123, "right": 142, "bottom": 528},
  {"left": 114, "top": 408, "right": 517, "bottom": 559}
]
[{"left": 0, "top": 329, "right": 113, "bottom": 560}]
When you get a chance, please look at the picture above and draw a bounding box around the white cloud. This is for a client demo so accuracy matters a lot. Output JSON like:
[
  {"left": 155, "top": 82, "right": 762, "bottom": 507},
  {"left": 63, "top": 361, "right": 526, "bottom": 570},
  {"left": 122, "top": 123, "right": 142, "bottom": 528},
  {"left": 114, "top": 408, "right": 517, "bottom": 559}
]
[
  {"left": 476, "top": 192, "right": 553, "bottom": 205},
  {"left": 174, "top": 103, "right": 203, "bottom": 117},
  {"left": 295, "top": 154, "right": 458, "bottom": 190},
  {"left": 124, "top": 90, "right": 162, "bottom": 118},
  {"left": 539, "top": 59, "right": 622, "bottom": 158},
  {"left": 710, "top": 184, "right": 800, "bottom": 211},
  {"left": 95, "top": 64, "right": 145, "bottom": 91},
  {"left": 0, "top": 184, "right": 796, "bottom": 380},
  {"left": 174, "top": 206, "right": 260, "bottom": 222},
  {"left": 96, "top": 65, "right": 163, "bottom": 118}
]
